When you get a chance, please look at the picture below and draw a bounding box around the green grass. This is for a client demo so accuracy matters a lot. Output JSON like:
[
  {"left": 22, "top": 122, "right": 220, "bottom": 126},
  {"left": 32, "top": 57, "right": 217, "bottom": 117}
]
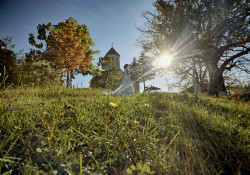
[{"left": 0, "top": 86, "right": 249, "bottom": 174}]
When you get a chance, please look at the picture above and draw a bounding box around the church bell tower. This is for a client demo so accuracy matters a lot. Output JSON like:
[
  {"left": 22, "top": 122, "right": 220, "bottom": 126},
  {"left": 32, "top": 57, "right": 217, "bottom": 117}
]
[{"left": 105, "top": 46, "right": 120, "bottom": 70}]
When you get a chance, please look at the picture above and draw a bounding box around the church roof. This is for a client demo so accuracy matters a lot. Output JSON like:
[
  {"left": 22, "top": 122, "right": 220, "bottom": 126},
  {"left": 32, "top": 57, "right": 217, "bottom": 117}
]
[{"left": 105, "top": 47, "right": 120, "bottom": 56}]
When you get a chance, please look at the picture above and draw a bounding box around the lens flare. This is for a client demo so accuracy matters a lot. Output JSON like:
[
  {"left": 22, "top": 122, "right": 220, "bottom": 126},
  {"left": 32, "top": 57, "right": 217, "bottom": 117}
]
[{"left": 154, "top": 53, "right": 173, "bottom": 68}]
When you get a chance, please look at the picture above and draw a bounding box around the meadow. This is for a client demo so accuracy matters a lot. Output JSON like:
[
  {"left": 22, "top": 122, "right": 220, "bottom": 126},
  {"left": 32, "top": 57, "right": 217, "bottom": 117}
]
[{"left": 0, "top": 86, "right": 249, "bottom": 174}]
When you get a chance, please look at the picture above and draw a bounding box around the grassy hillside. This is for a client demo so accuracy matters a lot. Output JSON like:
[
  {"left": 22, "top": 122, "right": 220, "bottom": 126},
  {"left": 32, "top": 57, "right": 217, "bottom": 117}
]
[{"left": 0, "top": 86, "right": 249, "bottom": 174}]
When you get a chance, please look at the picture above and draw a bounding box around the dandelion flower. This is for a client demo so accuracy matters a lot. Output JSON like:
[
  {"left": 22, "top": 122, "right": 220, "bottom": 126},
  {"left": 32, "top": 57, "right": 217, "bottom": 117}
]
[
  {"left": 109, "top": 102, "right": 117, "bottom": 108},
  {"left": 144, "top": 103, "right": 150, "bottom": 108},
  {"left": 133, "top": 120, "right": 139, "bottom": 125},
  {"left": 36, "top": 148, "right": 42, "bottom": 153},
  {"left": 133, "top": 120, "right": 142, "bottom": 128}
]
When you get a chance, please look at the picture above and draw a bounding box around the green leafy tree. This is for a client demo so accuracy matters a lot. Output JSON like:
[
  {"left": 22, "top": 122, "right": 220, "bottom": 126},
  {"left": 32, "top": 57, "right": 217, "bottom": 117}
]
[
  {"left": 129, "top": 57, "right": 139, "bottom": 77},
  {"left": 0, "top": 37, "right": 17, "bottom": 88},
  {"left": 130, "top": 53, "right": 155, "bottom": 91},
  {"left": 138, "top": 0, "right": 250, "bottom": 95},
  {"left": 29, "top": 17, "right": 99, "bottom": 88},
  {"left": 140, "top": 53, "right": 156, "bottom": 91},
  {"left": 90, "top": 56, "right": 121, "bottom": 89},
  {"left": 16, "top": 51, "right": 61, "bottom": 87}
]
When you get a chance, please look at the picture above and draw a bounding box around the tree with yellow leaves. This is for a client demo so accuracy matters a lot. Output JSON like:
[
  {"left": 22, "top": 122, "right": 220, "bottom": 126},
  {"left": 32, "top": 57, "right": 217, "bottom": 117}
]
[{"left": 29, "top": 17, "right": 98, "bottom": 88}]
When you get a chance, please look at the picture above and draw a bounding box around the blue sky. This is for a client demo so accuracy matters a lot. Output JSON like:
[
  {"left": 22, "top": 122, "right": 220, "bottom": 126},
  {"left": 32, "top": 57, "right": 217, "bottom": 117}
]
[{"left": 0, "top": 0, "right": 172, "bottom": 92}]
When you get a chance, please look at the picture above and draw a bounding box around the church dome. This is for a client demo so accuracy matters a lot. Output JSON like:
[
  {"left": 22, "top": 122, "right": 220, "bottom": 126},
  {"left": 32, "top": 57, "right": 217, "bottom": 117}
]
[{"left": 105, "top": 47, "right": 120, "bottom": 56}]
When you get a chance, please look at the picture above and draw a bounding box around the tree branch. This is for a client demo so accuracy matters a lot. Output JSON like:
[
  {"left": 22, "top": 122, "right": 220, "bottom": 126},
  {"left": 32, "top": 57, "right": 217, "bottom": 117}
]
[{"left": 220, "top": 47, "right": 250, "bottom": 71}]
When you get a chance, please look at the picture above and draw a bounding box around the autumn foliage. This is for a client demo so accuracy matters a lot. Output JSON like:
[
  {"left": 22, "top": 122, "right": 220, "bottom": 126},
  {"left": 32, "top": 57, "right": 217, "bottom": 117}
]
[
  {"left": 29, "top": 17, "right": 97, "bottom": 87},
  {"left": 47, "top": 18, "right": 89, "bottom": 72}
]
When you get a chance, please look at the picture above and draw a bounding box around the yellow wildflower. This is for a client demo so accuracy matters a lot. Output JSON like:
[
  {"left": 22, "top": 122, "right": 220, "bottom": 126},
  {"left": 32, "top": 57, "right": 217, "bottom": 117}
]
[
  {"left": 109, "top": 102, "right": 117, "bottom": 108},
  {"left": 133, "top": 120, "right": 139, "bottom": 124},
  {"left": 36, "top": 148, "right": 42, "bottom": 153},
  {"left": 144, "top": 103, "right": 150, "bottom": 108},
  {"left": 133, "top": 120, "right": 142, "bottom": 128}
]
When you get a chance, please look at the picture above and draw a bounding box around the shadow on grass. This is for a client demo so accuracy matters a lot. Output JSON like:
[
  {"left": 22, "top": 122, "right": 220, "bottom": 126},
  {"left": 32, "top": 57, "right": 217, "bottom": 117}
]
[{"left": 148, "top": 93, "right": 250, "bottom": 175}]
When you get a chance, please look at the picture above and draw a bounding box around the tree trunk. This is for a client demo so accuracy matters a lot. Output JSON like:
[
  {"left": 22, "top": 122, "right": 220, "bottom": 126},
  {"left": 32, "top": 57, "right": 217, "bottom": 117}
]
[
  {"left": 143, "top": 79, "right": 146, "bottom": 92},
  {"left": 193, "top": 59, "right": 198, "bottom": 100},
  {"left": 70, "top": 71, "right": 73, "bottom": 88},
  {"left": 208, "top": 63, "right": 227, "bottom": 96},
  {"left": 66, "top": 70, "right": 69, "bottom": 88}
]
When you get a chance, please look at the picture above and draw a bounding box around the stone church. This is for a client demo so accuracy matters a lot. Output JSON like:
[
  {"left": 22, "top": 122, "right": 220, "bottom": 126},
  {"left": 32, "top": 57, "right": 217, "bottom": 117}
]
[{"left": 104, "top": 46, "right": 140, "bottom": 92}]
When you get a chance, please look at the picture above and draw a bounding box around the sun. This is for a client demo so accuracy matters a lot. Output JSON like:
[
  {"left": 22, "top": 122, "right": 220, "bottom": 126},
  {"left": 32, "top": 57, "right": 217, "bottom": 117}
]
[{"left": 155, "top": 53, "right": 173, "bottom": 68}]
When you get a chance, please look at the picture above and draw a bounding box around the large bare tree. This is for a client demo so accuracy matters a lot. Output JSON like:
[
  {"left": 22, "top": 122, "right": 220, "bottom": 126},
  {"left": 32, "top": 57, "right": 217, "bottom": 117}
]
[{"left": 138, "top": 0, "right": 250, "bottom": 95}]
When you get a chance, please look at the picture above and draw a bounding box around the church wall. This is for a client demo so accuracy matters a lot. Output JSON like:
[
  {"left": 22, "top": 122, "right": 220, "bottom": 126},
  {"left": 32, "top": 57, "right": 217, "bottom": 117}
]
[
  {"left": 118, "top": 57, "right": 120, "bottom": 70},
  {"left": 106, "top": 53, "right": 120, "bottom": 70},
  {"left": 113, "top": 57, "right": 116, "bottom": 69},
  {"left": 104, "top": 47, "right": 140, "bottom": 93}
]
